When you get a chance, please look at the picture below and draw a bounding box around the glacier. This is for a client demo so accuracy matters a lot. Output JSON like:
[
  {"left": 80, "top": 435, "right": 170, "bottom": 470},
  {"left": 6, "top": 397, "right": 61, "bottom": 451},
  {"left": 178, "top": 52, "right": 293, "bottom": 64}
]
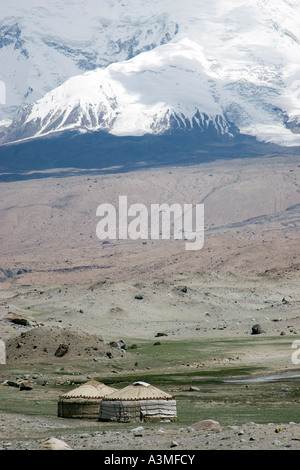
[{"left": 1, "top": 0, "right": 300, "bottom": 147}]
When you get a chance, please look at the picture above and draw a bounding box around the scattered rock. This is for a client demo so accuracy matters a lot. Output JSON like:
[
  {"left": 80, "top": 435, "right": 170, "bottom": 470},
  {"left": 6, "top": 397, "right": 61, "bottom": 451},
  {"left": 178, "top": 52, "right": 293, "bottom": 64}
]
[
  {"left": 17, "top": 268, "right": 28, "bottom": 275},
  {"left": 157, "top": 429, "right": 165, "bottom": 434},
  {"left": 4, "top": 314, "right": 30, "bottom": 327},
  {"left": 187, "top": 426, "right": 195, "bottom": 432},
  {"left": 38, "top": 437, "right": 72, "bottom": 450},
  {"left": 251, "top": 324, "right": 263, "bottom": 335},
  {"left": 271, "top": 439, "right": 281, "bottom": 445},
  {"left": 0, "top": 268, "right": 28, "bottom": 281},
  {"left": 131, "top": 426, "right": 144, "bottom": 433},
  {"left": 54, "top": 343, "right": 69, "bottom": 357},
  {"left": 3, "top": 380, "right": 19, "bottom": 388},
  {"left": 109, "top": 340, "right": 127, "bottom": 351},
  {"left": 19, "top": 380, "right": 33, "bottom": 391},
  {"left": 109, "top": 307, "right": 124, "bottom": 315},
  {"left": 190, "top": 419, "right": 222, "bottom": 431},
  {"left": 155, "top": 332, "right": 168, "bottom": 337},
  {"left": 131, "top": 426, "right": 144, "bottom": 437}
]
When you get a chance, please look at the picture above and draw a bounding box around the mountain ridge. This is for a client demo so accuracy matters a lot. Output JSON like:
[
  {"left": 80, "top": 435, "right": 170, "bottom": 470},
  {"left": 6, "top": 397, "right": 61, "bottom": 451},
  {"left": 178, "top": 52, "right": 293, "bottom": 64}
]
[{"left": 1, "top": 1, "right": 300, "bottom": 148}]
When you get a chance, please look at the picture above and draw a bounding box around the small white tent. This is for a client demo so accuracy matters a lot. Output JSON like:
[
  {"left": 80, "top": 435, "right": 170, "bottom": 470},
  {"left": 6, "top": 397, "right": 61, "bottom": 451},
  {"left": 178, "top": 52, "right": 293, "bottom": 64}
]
[{"left": 99, "top": 381, "right": 177, "bottom": 422}]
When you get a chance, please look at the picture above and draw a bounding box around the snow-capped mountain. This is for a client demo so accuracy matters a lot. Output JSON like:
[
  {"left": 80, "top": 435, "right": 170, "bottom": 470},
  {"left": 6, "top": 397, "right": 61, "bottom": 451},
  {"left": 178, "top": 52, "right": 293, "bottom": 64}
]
[
  {"left": 1, "top": 0, "right": 300, "bottom": 147},
  {"left": 0, "top": 0, "right": 180, "bottom": 123}
]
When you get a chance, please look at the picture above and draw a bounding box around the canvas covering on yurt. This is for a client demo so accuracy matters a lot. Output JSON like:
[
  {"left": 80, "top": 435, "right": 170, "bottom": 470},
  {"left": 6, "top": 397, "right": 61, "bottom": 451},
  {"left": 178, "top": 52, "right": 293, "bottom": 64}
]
[
  {"left": 58, "top": 380, "right": 117, "bottom": 419},
  {"left": 99, "top": 381, "right": 177, "bottom": 422}
]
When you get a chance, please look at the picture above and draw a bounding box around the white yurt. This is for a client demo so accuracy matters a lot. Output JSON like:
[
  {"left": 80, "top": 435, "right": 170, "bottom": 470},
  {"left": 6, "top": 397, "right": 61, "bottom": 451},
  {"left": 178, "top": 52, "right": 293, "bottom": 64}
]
[
  {"left": 57, "top": 380, "right": 117, "bottom": 419},
  {"left": 99, "top": 381, "right": 177, "bottom": 422}
]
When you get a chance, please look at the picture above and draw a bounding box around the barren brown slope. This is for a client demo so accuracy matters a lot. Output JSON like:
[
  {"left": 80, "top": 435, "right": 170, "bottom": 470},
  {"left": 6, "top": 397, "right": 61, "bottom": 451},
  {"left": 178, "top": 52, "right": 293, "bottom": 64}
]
[{"left": 0, "top": 154, "right": 300, "bottom": 286}]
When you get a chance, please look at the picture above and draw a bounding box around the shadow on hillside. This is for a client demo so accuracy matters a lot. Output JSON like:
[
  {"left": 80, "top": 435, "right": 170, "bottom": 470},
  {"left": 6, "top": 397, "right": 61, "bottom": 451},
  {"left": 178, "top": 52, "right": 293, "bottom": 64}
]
[{"left": 0, "top": 128, "right": 297, "bottom": 182}]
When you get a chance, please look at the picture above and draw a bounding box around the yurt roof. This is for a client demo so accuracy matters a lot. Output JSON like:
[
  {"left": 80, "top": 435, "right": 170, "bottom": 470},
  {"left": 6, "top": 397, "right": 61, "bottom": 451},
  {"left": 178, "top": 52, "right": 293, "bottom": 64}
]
[
  {"left": 103, "top": 381, "right": 174, "bottom": 401},
  {"left": 60, "top": 380, "right": 117, "bottom": 399}
]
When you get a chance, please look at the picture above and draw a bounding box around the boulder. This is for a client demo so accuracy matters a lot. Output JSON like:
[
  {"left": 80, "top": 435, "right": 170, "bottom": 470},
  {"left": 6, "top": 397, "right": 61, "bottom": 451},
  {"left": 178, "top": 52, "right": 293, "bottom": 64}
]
[
  {"left": 190, "top": 419, "right": 222, "bottom": 431},
  {"left": 109, "top": 339, "right": 127, "bottom": 351},
  {"left": 131, "top": 426, "right": 144, "bottom": 436},
  {"left": 19, "top": 380, "right": 33, "bottom": 391},
  {"left": 4, "top": 314, "right": 30, "bottom": 327},
  {"left": 3, "top": 380, "right": 19, "bottom": 388},
  {"left": 38, "top": 437, "right": 72, "bottom": 450},
  {"left": 251, "top": 324, "right": 263, "bottom": 335},
  {"left": 54, "top": 343, "right": 69, "bottom": 357}
]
